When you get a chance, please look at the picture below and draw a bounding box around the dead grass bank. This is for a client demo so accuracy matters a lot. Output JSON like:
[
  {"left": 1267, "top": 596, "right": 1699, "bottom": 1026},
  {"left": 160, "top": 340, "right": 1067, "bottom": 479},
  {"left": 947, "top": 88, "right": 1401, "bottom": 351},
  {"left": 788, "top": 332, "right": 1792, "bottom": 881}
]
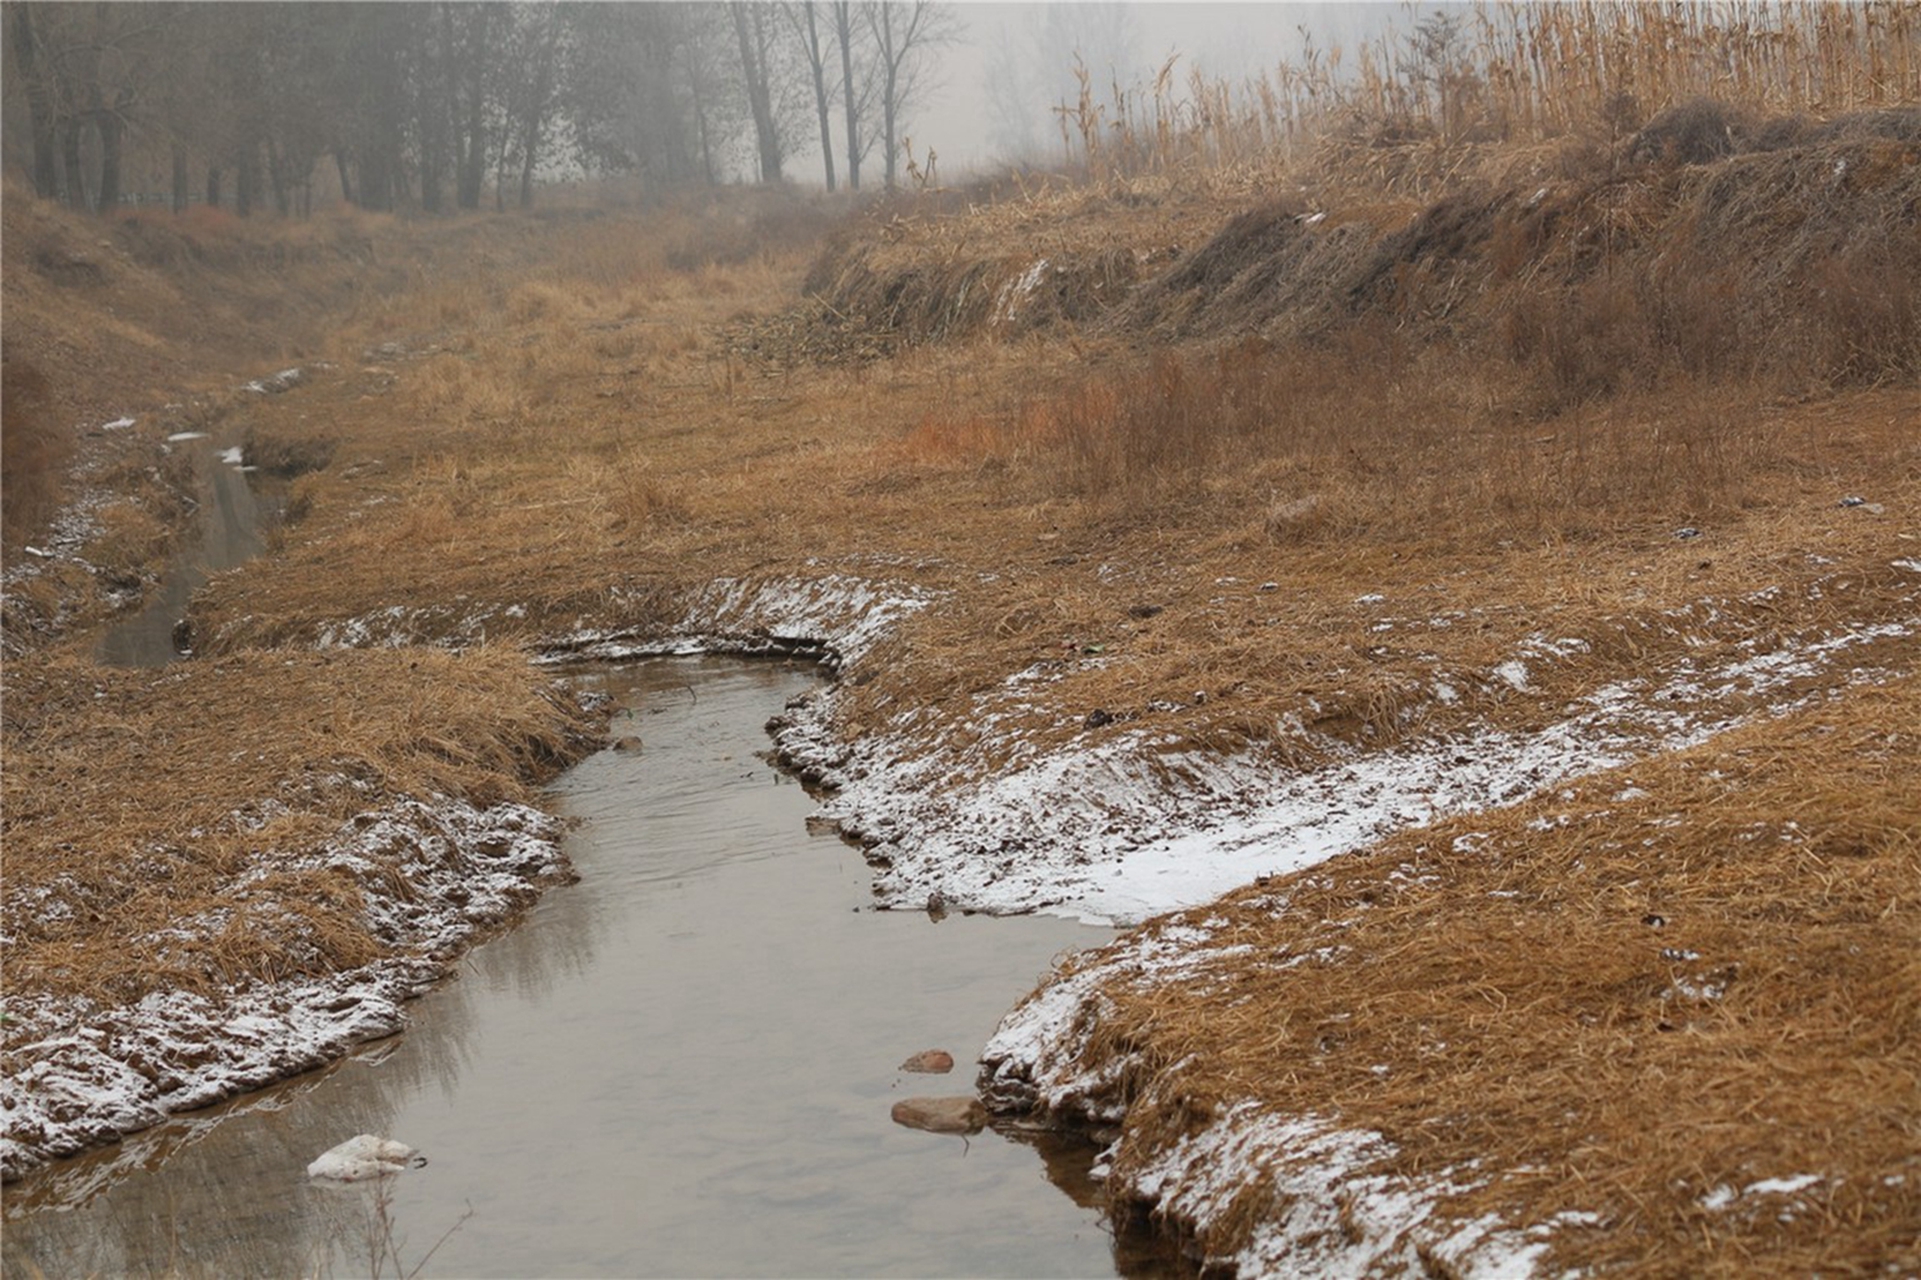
[
  {"left": 1, "top": 646, "right": 593, "bottom": 1005},
  {"left": 992, "top": 674, "right": 1921, "bottom": 1276}
]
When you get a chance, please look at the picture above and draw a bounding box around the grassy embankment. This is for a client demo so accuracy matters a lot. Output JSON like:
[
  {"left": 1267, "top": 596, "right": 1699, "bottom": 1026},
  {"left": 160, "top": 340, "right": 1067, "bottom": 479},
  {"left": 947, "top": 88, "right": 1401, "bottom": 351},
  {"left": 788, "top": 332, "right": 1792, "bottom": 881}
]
[{"left": 2, "top": 0, "right": 1917, "bottom": 1265}]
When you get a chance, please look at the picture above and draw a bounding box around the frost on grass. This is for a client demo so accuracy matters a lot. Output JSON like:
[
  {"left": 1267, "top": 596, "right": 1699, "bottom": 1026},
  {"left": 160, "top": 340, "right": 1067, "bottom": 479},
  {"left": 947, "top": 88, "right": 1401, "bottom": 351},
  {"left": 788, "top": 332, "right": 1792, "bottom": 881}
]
[
  {"left": 980, "top": 932, "right": 1567, "bottom": 1279},
  {"left": 1, "top": 796, "right": 567, "bottom": 1180},
  {"left": 777, "top": 598, "right": 1918, "bottom": 924}
]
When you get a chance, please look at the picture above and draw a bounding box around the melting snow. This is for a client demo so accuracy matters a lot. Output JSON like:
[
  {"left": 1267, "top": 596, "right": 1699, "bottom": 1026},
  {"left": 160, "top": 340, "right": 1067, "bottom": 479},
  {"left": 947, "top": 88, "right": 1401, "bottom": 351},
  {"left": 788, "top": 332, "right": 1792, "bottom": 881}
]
[{"left": 2, "top": 795, "right": 567, "bottom": 1179}]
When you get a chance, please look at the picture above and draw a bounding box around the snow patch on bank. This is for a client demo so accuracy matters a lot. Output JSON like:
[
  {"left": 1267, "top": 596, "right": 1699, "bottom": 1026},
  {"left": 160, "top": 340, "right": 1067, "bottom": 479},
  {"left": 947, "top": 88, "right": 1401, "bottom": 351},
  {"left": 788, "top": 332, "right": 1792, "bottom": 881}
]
[
  {"left": 1129, "top": 1105, "right": 1562, "bottom": 1278},
  {"left": 551, "top": 571, "right": 938, "bottom": 668},
  {"left": 1, "top": 796, "right": 567, "bottom": 1180},
  {"left": 783, "top": 611, "right": 1916, "bottom": 925},
  {"left": 980, "top": 938, "right": 1572, "bottom": 1277}
]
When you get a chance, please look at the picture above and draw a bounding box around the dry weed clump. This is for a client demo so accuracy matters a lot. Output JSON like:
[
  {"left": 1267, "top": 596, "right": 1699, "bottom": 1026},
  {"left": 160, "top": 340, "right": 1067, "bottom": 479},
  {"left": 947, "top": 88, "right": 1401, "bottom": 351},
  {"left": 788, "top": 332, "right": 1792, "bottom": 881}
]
[
  {"left": 895, "top": 332, "right": 1828, "bottom": 549},
  {"left": 1012, "top": 674, "right": 1921, "bottom": 1274},
  {"left": 1, "top": 646, "right": 595, "bottom": 1005},
  {"left": 1045, "top": 0, "right": 1919, "bottom": 188}
]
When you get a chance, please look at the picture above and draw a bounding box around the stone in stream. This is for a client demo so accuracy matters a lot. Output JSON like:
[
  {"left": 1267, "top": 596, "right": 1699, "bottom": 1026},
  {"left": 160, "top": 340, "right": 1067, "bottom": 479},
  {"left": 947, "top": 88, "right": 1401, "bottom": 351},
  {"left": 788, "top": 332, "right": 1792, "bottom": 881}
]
[
  {"left": 891, "top": 1097, "right": 988, "bottom": 1135},
  {"left": 306, "top": 1135, "right": 425, "bottom": 1181},
  {"left": 900, "top": 1049, "right": 955, "bottom": 1074},
  {"left": 612, "top": 736, "right": 644, "bottom": 753}
]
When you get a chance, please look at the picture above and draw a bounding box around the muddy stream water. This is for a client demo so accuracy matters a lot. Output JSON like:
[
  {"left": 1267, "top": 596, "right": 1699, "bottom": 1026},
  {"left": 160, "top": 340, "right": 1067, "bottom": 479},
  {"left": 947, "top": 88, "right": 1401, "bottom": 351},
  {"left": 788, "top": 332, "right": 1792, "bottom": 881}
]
[
  {"left": 98, "top": 432, "right": 277, "bottom": 668},
  {"left": 4, "top": 659, "right": 1133, "bottom": 1277}
]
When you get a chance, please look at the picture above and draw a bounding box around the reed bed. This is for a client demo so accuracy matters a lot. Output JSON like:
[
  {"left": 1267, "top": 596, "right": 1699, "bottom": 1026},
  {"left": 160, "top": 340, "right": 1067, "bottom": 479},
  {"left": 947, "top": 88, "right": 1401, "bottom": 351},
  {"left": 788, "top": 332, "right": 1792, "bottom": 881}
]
[{"left": 1054, "top": 0, "right": 1920, "bottom": 189}]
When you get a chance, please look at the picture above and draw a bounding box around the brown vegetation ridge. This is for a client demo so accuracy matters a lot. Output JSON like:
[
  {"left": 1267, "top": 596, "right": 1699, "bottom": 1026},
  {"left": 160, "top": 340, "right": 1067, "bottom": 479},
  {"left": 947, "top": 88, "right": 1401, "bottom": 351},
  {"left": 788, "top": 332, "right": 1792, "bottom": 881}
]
[
  {"left": 984, "top": 675, "right": 1921, "bottom": 1277},
  {"left": 2, "top": 97, "right": 1916, "bottom": 1273}
]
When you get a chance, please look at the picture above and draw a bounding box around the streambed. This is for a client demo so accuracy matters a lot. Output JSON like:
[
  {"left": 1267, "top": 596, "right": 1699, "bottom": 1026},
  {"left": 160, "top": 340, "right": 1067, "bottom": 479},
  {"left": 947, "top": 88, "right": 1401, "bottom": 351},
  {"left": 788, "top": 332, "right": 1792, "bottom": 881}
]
[
  {"left": 98, "top": 430, "right": 277, "bottom": 668},
  {"left": 3, "top": 658, "right": 1126, "bottom": 1276}
]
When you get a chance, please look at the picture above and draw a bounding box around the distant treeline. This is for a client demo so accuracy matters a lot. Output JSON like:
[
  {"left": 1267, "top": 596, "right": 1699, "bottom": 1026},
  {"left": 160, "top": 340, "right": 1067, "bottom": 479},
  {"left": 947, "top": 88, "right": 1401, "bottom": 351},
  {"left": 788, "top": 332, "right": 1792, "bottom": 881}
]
[{"left": 1, "top": 1, "right": 955, "bottom": 215}]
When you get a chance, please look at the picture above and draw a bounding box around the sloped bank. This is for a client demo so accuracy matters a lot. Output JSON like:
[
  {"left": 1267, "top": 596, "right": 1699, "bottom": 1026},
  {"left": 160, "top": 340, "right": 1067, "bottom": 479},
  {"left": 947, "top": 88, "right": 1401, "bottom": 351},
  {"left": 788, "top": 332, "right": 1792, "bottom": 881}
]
[
  {"left": 761, "top": 558, "right": 1921, "bottom": 925},
  {"left": 0, "top": 574, "right": 939, "bottom": 1179},
  {"left": 976, "top": 675, "right": 1921, "bottom": 1275},
  {"left": 1, "top": 798, "right": 569, "bottom": 1177},
  {"left": 0, "top": 647, "right": 594, "bottom": 1179},
  {"left": 10, "top": 553, "right": 1913, "bottom": 1195}
]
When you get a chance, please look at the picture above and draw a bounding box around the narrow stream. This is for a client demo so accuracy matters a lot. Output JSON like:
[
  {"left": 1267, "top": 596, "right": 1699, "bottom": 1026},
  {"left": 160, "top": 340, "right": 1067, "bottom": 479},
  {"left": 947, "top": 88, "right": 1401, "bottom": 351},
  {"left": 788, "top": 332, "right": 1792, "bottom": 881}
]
[
  {"left": 4, "top": 659, "right": 1128, "bottom": 1277},
  {"left": 98, "top": 434, "right": 275, "bottom": 667}
]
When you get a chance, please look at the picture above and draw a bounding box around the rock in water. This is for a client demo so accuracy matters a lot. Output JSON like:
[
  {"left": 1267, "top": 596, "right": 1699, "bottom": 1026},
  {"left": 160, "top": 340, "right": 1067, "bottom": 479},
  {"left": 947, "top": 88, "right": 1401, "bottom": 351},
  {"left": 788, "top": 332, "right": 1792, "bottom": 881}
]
[
  {"left": 307, "top": 1135, "right": 423, "bottom": 1181},
  {"left": 890, "top": 1097, "right": 987, "bottom": 1134},
  {"left": 900, "top": 1049, "right": 956, "bottom": 1074},
  {"left": 612, "top": 736, "right": 644, "bottom": 753}
]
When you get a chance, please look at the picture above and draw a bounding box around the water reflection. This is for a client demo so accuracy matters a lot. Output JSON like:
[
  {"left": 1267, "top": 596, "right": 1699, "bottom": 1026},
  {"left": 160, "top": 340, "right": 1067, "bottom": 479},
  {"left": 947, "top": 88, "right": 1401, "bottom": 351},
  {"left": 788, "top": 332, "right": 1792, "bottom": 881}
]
[{"left": 5, "top": 659, "right": 1127, "bottom": 1277}]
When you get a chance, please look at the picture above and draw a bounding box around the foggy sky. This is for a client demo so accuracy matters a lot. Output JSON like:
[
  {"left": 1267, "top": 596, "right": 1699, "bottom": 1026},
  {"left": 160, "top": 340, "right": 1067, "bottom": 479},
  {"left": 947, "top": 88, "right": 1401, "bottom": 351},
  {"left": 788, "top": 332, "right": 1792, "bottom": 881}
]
[{"left": 847, "top": 2, "right": 1411, "bottom": 179}]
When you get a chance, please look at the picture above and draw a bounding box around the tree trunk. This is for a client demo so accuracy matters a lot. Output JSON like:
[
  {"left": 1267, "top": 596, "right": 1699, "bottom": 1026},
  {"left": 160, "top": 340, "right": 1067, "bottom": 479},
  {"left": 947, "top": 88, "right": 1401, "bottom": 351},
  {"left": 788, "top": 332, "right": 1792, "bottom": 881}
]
[
  {"left": 206, "top": 165, "right": 223, "bottom": 208},
  {"left": 834, "top": 2, "right": 861, "bottom": 191},
  {"left": 172, "top": 144, "right": 189, "bottom": 213},
  {"left": 731, "top": 2, "right": 783, "bottom": 184},
  {"left": 267, "top": 138, "right": 291, "bottom": 216},
  {"left": 9, "top": 6, "right": 61, "bottom": 198},
  {"left": 517, "top": 137, "right": 540, "bottom": 209},
  {"left": 418, "top": 6, "right": 450, "bottom": 213},
  {"left": 458, "top": 100, "right": 486, "bottom": 209},
  {"left": 334, "top": 152, "right": 355, "bottom": 206},
  {"left": 61, "top": 121, "right": 89, "bottom": 211},
  {"left": 685, "top": 57, "right": 717, "bottom": 186},
  {"left": 516, "top": 8, "right": 562, "bottom": 210},
  {"left": 236, "top": 145, "right": 258, "bottom": 217},
  {"left": 96, "top": 107, "right": 125, "bottom": 211},
  {"left": 882, "top": 61, "right": 899, "bottom": 189},
  {"left": 801, "top": 4, "right": 836, "bottom": 192}
]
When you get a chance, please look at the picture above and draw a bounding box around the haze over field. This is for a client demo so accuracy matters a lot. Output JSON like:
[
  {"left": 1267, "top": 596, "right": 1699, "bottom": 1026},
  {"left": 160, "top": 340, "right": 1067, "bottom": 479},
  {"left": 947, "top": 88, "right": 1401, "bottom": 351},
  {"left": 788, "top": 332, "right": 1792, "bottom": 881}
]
[
  {"left": 4, "top": 1, "right": 1916, "bottom": 1274},
  {"left": 1, "top": 0, "right": 1421, "bottom": 206},
  {"left": 875, "top": 2, "right": 1405, "bottom": 175}
]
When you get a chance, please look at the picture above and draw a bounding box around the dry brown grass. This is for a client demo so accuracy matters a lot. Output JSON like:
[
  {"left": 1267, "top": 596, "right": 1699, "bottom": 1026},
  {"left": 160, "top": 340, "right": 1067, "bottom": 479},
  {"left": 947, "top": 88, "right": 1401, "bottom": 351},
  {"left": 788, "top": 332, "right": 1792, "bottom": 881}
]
[
  {"left": 889, "top": 336, "right": 1863, "bottom": 546},
  {"left": 1, "top": 68, "right": 1915, "bottom": 1242},
  {"left": 0, "top": 358, "right": 68, "bottom": 560},
  {"left": 1, "top": 646, "right": 593, "bottom": 1004},
  {"left": 1051, "top": 1, "right": 1920, "bottom": 187},
  {"left": 1027, "top": 673, "right": 1921, "bottom": 1275}
]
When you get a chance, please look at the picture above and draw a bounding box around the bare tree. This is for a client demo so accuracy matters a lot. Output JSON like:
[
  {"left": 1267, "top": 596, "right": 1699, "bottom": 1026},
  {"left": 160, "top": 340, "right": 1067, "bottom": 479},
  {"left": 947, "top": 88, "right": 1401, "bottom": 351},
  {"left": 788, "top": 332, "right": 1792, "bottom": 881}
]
[
  {"left": 862, "top": 1, "right": 956, "bottom": 189},
  {"left": 508, "top": 4, "right": 565, "bottom": 209},
  {"left": 826, "top": 0, "right": 864, "bottom": 189},
  {"left": 983, "top": 2, "right": 1135, "bottom": 163},
  {"left": 729, "top": 1, "right": 785, "bottom": 183},
  {"left": 566, "top": 4, "right": 739, "bottom": 190},
  {"left": 7, "top": 5, "right": 62, "bottom": 198},
  {"left": 785, "top": 2, "right": 837, "bottom": 191},
  {"left": 6, "top": 3, "right": 172, "bottom": 211}
]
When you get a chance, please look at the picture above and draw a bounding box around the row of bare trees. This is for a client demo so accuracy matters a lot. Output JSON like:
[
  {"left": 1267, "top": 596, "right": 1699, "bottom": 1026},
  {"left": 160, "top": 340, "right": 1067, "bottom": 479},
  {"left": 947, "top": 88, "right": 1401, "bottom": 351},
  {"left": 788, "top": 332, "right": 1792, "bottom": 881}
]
[{"left": 0, "top": 1, "right": 956, "bottom": 215}]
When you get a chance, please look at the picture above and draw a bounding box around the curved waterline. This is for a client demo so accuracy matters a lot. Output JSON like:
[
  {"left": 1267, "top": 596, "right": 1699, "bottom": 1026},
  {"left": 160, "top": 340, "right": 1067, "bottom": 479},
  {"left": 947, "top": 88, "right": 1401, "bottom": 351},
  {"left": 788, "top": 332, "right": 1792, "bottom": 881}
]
[{"left": 4, "top": 658, "right": 1131, "bottom": 1277}]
